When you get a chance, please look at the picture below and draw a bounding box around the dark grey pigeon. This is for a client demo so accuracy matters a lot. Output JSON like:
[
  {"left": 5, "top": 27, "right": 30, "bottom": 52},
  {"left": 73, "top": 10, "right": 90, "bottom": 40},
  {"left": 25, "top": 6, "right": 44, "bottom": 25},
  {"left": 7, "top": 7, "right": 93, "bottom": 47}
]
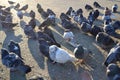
[
  {"left": 107, "top": 63, "right": 120, "bottom": 80},
  {"left": 85, "top": 4, "right": 93, "bottom": 11},
  {"left": 96, "top": 32, "right": 116, "bottom": 49},
  {"left": 93, "top": 1, "right": 101, "bottom": 8},
  {"left": 104, "top": 45, "right": 120, "bottom": 66},
  {"left": 8, "top": 40, "right": 23, "bottom": 59}
]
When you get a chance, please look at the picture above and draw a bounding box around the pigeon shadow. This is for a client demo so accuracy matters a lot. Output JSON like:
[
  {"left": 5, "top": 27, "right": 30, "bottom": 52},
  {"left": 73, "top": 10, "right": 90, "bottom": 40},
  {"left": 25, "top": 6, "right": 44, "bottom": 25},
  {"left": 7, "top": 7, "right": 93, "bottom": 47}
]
[
  {"left": 99, "top": 12, "right": 104, "bottom": 16},
  {"left": 20, "top": 20, "right": 27, "bottom": 29},
  {"left": 46, "top": 59, "right": 83, "bottom": 80},
  {"left": 2, "top": 27, "right": 23, "bottom": 48},
  {"left": 27, "top": 39, "right": 45, "bottom": 69},
  {"left": 10, "top": 71, "right": 27, "bottom": 80},
  {"left": 98, "top": 7, "right": 105, "bottom": 10},
  {"left": 35, "top": 19, "right": 41, "bottom": 26},
  {"left": 117, "top": 11, "right": 120, "bottom": 15},
  {"left": 23, "top": 12, "right": 30, "bottom": 17},
  {"left": 108, "top": 0, "right": 120, "bottom": 2}
]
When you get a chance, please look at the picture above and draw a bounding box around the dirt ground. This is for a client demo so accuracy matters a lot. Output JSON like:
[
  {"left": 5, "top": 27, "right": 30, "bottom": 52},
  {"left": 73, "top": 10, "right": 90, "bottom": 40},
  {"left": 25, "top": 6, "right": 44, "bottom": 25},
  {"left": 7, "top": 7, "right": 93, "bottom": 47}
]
[{"left": 0, "top": 0, "right": 120, "bottom": 80}]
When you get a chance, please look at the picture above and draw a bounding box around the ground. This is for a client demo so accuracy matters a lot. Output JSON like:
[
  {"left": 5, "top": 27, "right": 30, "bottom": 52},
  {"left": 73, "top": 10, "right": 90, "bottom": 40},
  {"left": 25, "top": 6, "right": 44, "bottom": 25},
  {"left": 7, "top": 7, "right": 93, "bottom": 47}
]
[{"left": 0, "top": 0, "right": 120, "bottom": 80}]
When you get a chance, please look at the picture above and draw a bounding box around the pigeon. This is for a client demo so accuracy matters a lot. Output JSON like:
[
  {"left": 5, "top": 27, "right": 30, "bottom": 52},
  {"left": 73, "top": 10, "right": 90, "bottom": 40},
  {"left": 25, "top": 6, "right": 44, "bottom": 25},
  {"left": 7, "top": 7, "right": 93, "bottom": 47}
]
[
  {"left": 85, "top": 4, "right": 93, "bottom": 11},
  {"left": 74, "top": 45, "right": 91, "bottom": 64},
  {"left": 90, "top": 25, "right": 103, "bottom": 37},
  {"left": 0, "top": 5, "right": 5, "bottom": 9},
  {"left": 112, "top": 4, "right": 118, "bottom": 13},
  {"left": 29, "top": 10, "right": 35, "bottom": 18},
  {"left": 93, "top": 1, "right": 101, "bottom": 8},
  {"left": 5, "top": 7, "right": 11, "bottom": 12},
  {"left": 37, "top": 3, "right": 41, "bottom": 9},
  {"left": 47, "top": 9, "right": 55, "bottom": 15},
  {"left": 1, "top": 48, "right": 9, "bottom": 60},
  {"left": 17, "top": 10, "right": 23, "bottom": 19},
  {"left": 8, "top": 1, "right": 15, "bottom": 5},
  {"left": 80, "top": 22, "right": 92, "bottom": 33},
  {"left": 1, "top": 48, "right": 31, "bottom": 74},
  {"left": 42, "top": 27, "right": 61, "bottom": 47},
  {"left": 76, "top": 8, "right": 83, "bottom": 15},
  {"left": 60, "top": 13, "right": 71, "bottom": 20},
  {"left": 28, "top": 18, "right": 36, "bottom": 29},
  {"left": 24, "top": 25, "right": 37, "bottom": 39},
  {"left": 8, "top": 40, "right": 23, "bottom": 59},
  {"left": 20, "top": 4, "right": 28, "bottom": 11},
  {"left": 38, "top": 39, "right": 53, "bottom": 62},
  {"left": 14, "top": 3, "right": 20, "bottom": 10},
  {"left": 96, "top": 32, "right": 116, "bottom": 49},
  {"left": 37, "top": 3, "right": 43, "bottom": 13},
  {"left": 66, "top": 7, "right": 73, "bottom": 16},
  {"left": 107, "top": 63, "right": 120, "bottom": 78},
  {"left": 49, "top": 45, "right": 77, "bottom": 64}
]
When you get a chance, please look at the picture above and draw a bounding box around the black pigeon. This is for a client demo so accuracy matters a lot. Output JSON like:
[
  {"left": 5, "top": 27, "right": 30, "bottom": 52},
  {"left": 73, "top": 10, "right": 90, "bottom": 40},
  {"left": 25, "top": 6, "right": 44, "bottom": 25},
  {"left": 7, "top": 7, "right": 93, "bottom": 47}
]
[
  {"left": 76, "top": 8, "right": 83, "bottom": 15},
  {"left": 37, "top": 3, "right": 43, "bottom": 13},
  {"left": 1, "top": 48, "right": 9, "bottom": 60},
  {"left": 29, "top": 10, "right": 35, "bottom": 18},
  {"left": 8, "top": 40, "right": 23, "bottom": 59},
  {"left": 37, "top": 3, "right": 41, "bottom": 9},
  {"left": 66, "top": 7, "right": 73, "bottom": 15},
  {"left": 47, "top": 9, "right": 55, "bottom": 15},
  {"left": 42, "top": 27, "right": 61, "bottom": 47},
  {"left": 28, "top": 18, "right": 36, "bottom": 29},
  {"left": 24, "top": 25, "right": 37, "bottom": 39},
  {"left": 90, "top": 25, "right": 103, "bottom": 37},
  {"left": 74, "top": 45, "right": 84, "bottom": 59},
  {"left": 85, "top": 4, "right": 93, "bottom": 11},
  {"left": 60, "top": 13, "right": 71, "bottom": 21},
  {"left": 107, "top": 63, "right": 120, "bottom": 77},
  {"left": 38, "top": 18, "right": 52, "bottom": 29},
  {"left": 96, "top": 32, "right": 116, "bottom": 49},
  {"left": 80, "top": 22, "right": 92, "bottom": 33},
  {"left": 38, "top": 39, "right": 52, "bottom": 61},
  {"left": 93, "top": 1, "right": 101, "bottom": 8}
]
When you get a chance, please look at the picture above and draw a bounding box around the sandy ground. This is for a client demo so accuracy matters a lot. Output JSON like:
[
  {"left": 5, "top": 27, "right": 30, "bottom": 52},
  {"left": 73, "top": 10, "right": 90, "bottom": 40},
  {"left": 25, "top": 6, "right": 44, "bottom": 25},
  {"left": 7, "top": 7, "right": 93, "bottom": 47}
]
[{"left": 0, "top": 0, "right": 120, "bottom": 80}]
